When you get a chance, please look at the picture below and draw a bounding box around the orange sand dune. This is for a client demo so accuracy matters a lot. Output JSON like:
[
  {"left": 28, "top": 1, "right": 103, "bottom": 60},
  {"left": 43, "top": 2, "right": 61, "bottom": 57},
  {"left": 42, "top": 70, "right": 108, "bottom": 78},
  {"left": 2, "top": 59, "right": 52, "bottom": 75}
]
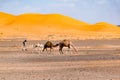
[
  {"left": 0, "top": 12, "right": 120, "bottom": 40},
  {"left": 9, "top": 13, "right": 89, "bottom": 31},
  {"left": 0, "top": 12, "right": 15, "bottom": 26},
  {"left": 80, "top": 22, "right": 120, "bottom": 32}
]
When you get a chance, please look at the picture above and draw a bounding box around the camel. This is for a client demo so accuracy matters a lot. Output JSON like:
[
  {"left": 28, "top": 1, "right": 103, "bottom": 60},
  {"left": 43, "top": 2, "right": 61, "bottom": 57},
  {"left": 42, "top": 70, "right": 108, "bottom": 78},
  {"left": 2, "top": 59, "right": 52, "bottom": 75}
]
[
  {"left": 22, "top": 43, "right": 44, "bottom": 53},
  {"left": 42, "top": 41, "right": 58, "bottom": 52},
  {"left": 33, "top": 43, "right": 44, "bottom": 48},
  {"left": 32, "top": 43, "right": 44, "bottom": 52},
  {"left": 57, "top": 39, "right": 77, "bottom": 54}
]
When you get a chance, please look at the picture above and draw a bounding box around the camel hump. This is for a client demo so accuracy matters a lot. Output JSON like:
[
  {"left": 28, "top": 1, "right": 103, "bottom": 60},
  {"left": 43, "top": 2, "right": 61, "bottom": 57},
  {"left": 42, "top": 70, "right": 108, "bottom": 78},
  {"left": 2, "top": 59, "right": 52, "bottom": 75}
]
[
  {"left": 46, "top": 41, "right": 52, "bottom": 44},
  {"left": 62, "top": 39, "right": 70, "bottom": 44},
  {"left": 63, "top": 39, "right": 70, "bottom": 41},
  {"left": 45, "top": 41, "right": 53, "bottom": 46}
]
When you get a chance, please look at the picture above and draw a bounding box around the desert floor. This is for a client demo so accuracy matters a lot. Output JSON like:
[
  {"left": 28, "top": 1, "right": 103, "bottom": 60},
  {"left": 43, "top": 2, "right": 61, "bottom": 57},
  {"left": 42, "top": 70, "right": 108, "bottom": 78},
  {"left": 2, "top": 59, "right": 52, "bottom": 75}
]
[{"left": 0, "top": 39, "right": 120, "bottom": 80}]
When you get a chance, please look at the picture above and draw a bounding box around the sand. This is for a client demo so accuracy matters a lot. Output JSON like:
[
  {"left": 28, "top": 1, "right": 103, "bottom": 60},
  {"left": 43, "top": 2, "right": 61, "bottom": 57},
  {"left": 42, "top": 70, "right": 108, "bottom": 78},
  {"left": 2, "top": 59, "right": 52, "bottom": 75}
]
[
  {"left": 1, "top": 12, "right": 120, "bottom": 40},
  {"left": 0, "top": 39, "right": 120, "bottom": 80}
]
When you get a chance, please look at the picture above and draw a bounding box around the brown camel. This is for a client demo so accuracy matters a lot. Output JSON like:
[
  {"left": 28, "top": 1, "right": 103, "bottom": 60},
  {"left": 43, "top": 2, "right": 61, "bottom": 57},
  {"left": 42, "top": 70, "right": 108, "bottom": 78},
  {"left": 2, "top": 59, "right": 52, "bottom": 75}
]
[
  {"left": 42, "top": 41, "right": 58, "bottom": 52},
  {"left": 57, "top": 39, "right": 77, "bottom": 54}
]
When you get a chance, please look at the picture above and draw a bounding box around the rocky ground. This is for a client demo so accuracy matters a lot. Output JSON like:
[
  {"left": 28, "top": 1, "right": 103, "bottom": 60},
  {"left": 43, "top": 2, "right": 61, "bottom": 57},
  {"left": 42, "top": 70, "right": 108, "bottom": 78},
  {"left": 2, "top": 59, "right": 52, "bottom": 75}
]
[{"left": 0, "top": 39, "right": 120, "bottom": 80}]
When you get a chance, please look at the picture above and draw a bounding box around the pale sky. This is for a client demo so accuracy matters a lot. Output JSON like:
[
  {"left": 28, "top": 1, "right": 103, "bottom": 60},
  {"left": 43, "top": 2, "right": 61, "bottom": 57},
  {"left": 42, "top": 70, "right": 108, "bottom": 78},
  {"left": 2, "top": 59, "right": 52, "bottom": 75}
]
[{"left": 0, "top": 0, "right": 120, "bottom": 25}]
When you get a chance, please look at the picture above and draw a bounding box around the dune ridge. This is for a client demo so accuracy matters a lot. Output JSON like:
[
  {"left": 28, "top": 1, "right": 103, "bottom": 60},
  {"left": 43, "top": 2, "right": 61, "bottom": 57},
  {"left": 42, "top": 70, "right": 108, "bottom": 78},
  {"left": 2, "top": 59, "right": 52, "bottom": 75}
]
[{"left": 0, "top": 12, "right": 120, "bottom": 40}]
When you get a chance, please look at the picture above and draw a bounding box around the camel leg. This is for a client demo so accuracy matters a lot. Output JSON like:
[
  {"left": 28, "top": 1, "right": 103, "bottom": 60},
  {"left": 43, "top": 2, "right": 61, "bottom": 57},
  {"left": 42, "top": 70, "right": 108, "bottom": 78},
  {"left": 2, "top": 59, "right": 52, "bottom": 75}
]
[
  {"left": 46, "top": 48, "right": 47, "bottom": 52},
  {"left": 42, "top": 48, "right": 45, "bottom": 52},
  {"left": 71, "top": 45, "right": 77, "bottom": 54},
  {"left": 68, "top": 44, "right": 70, "bottom": 52},
  {"left": 50, "top": 48, "right": 52, "bottom": 52},
  {"left": 37, "top": 47, "right": 40, "bottom": 53},
  {"left": 22, "top": 47, "right": 27, "bottom": 51},
  {"left": 49, "top": 47, "right": 52, "bottom": 52},
  {"left": 59, "top": 46, "right": 64, "bottom": 54},
  {"left": 50, "top": 47, "right": 54, "bottom": 52},
  {"left": 40, "top": 47, "right": 43, "bottom": 53},
  {"left": 39, "top": 48, "right": 42, "bottom": 52},
  {"left": 59, "top": 49, "right": 63, "bottom": 54}
]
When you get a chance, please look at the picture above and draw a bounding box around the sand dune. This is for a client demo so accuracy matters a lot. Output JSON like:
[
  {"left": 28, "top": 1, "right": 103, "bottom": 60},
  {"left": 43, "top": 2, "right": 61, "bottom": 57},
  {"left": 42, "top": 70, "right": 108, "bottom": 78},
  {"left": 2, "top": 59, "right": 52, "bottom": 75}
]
[
  {"left": 0, "top": 12, "right": 15, "bottom": 26},
  {"left": 0, "top": 12, "right": 120, "bottom": 40}
]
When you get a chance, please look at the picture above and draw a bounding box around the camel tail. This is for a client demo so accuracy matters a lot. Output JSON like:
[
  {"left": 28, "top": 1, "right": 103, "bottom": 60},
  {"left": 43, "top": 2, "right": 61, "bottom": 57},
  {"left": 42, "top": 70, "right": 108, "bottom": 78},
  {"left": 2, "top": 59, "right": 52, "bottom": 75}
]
[{"left": 70, "top": 42, "right": 77, "bottom": 52}]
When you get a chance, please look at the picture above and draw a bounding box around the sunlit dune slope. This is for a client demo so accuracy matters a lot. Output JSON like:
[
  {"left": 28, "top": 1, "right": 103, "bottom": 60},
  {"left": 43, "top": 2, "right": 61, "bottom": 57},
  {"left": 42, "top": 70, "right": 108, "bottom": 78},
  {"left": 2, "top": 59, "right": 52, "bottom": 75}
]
[
  {"left": 80, "top": 22, "right": 120, "bottom": 32},
  {"left": 10, "top": 13, "right": 89, "bottom": 30},
  {"left": 0, "top": 12, "right": 15, "bottom": 26},
  {"left": 0, "top": 12, "right": 120, "bottom": 39},
  {"left": 15, "top": 13, "right": 89, "bottom": 25}
]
